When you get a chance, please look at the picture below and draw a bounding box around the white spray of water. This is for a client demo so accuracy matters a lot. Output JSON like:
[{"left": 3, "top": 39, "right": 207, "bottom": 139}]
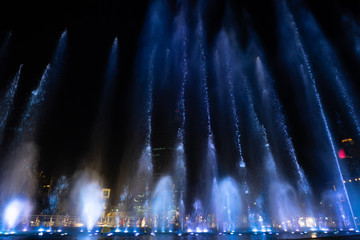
[
  {"left": 151, "top": 176, "right": 173, "bottom": 231},
  {"left": 73, "top": 171, "right": 104, "bottom": 230},
  {"left": 3, "top": 198, "right": 32, "bottom": 230}
]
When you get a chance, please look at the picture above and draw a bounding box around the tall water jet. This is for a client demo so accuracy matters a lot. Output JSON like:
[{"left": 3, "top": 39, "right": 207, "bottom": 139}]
[
  {"left": 195, "top": 10, "right": 218, "bottom": 224},
  {"left": 0, "top": 29, "right": 68, "bottom": 230},
  {"left": 280, "top": 1, "right": 356, "bottom": 228},
  {"left": 262, "top": 126, "right": 300, "bottom": 231},
  {"left": 0, "top": 64, "right": 50, "bottom": 230},
  {"left": 0, "top": 65, "right": 22, "bottom": 145},
  {"left": 172, "top": 3, "right": 189, "bottom": 230},
  {"left": 255, "top": 56, "right": 313, "bottom": 217},
  {"left": 214, "top": 30, "right": 248, "bottom": 210},
  {"left": 245, "top": 76, "right": 300, "bottom": 230},
  {"left": 50, "top": 30, "right": 68, "bottom": 79},
  {"left": 297, "top": 8, "right": 360, "bottom": 144},
  {"left": 135, "top": 45, "right": 155, "bottom": 191},
  {"left": 17, "top": 65, "right": 51, "bottom": 142},
  {"left": 85, "top": 37, "right": 119, "bottom": 173},
  {"left": 151, "top": 176, "right": 173, "bottom": 232},
  {"left": 132, "top": 0, "right": 171, "bottom": 226},
  {"left": 214, "top": 30, "right": 246, "bottom": 170},
  {"left": 13, "top": 29, "right": 67, "bottom": 144}
]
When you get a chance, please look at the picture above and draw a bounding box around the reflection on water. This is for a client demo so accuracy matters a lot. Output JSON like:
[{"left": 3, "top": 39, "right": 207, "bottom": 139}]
[{"left": 4, "top": 232, "right": 360, "bottom": 240}]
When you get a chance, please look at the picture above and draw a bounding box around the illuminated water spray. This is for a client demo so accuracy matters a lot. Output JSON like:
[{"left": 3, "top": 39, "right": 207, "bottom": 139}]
[
  {"left": 197, "top": 17, "right": 218, "bottom": 190},
  {"left": 51, "top": 30, "right": 67, "bottom": 74},
  {"left": 17, "top": 65, "right": 51, "bottom": 141},
  {"left": 139, "top": 46, "right": 156, "bottom": 174},
  {"left": 0, "top": 30, "right": 67, "bottom": 231},
  {"left": 212, "top": 177, "right": 241, "bottom": 232},
  {"left": 17, "top": 30, "right": 67, "bottom": 142},
  {"left": 88, "top": 37, "right": 119, "bottom": 160},
  {"left": 245, "top": 78, "right": 300, "bottom": 230},
  {"left": 3, "top": 198, "right": 32, "bottom": 230},
  {"left": 172, "top": 6, "right": 189, "bottom": 230},
  {"left": 151, "top": 176, "right": 173, "bottom": 232},
  {"left": 79, "top": 181, "right": 104, "bottom": 230},
  {"left": 283, "top": 2, "right": 356, "bottom": 228},
  {"left": 102, "top": 37, "right": 118, "bottom": 103},
  {"left": 0, "top": 65, "right": 50, "bottom": 230},
  {"left": 135, "top": 46, "right": 156, "bottom": 226},
  {"left": 225, "top": 50, "right": 245, "bottom": 168},
  {"left": 219, "top": 31, "right": 248, "bottom": 196},
  {"left": 312, "top": 22, "right": 360, "bottom": 141},
  {"left": 295, "top": 9, "right": 360, "bottom": 143},
  {"left": 256, "top": 57, "right": 313, "bottom": 215},
  {"left": 0, "top": 65, "right": 22, "bottom": 145}
]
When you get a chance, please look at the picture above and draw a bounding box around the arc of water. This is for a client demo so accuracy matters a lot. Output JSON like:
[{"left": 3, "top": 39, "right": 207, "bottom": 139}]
[
  {"left": 1, "top": 30, "right": 67, "bottom": 231},
  {"left": 17, "top": 64, "right": 51, "bottom": 143},
  {"left": 297, "top": 9, "right": 360, "bottom": 141},
  {"left": 283, "top": 1, "right": 356, "bottom": 228},
  {"left": 223, "top": 41, "right": 245, "bottom": 169},
  {"left": 320, "top": 38, "right": 360, "bottom": 140},
  {"left": 0, "top": 65, "right": 22, "bottom": 145}
]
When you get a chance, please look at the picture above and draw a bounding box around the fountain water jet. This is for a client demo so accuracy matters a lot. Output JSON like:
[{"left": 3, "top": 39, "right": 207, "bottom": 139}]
[
  {"left": 255, "top": 56, "right": 313, "bottom": 217},
  {"left": 172, "top": 4, "right": 189, "bottom": 230},
  {"left": 244, "top": 75, "right": 301, "bottom": 230},
  {"left": 151, "top": 176, "right": 173, "bottom": 232},
  {"left": 0, "top": 64, "right": 50, "bottom": 228},
  {"left": 212, "top": 177, "right": 241, "bottom": 232},
  {"left": 3, "top": 198, "right": 32, "bottom": 230},
  {"left": 297, "top": 8, "right": 360, "bottom": 142},
  {"left": 280, "top": 1, "right": 356, "bottom": 228},
  {"left": 0, "top": 65, "right": 22, "bottom": 145},
  {"left": 196, "top": 13, "right": 219, "bottom": 228},
  {"left": 73, "top": 171, "right": 104, "bottom": 230}
]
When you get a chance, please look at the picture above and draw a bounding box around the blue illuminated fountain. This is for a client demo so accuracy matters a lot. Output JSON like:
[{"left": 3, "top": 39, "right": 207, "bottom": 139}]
[
  {"left": 0, "top": 64, "right": 51, "bottom": 231},
  {"left": 0, "top": 30, "right": 67, "bottom": 232},
  {"left": 74, "top": 171, "right": 104, "bottom": 231},
  {"left": 278, "top": 1, "right": 356, "bottom": 229},
  {"left": 1, "top": 0, "right": 360, "bottom": 238}
]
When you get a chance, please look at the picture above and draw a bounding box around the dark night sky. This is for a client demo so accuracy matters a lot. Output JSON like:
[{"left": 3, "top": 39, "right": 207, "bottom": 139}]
[{"left": 0, "top": 0, "right": 360, "bottom": 200}]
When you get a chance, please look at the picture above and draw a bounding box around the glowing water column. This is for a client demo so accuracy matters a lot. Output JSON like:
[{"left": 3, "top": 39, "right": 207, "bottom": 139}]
[
  {"left": 282, "top": 1, "right": 356, "bottom": 229},
  {"left": 173, "top": 3, "right": 189, "bottom": 231}
]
